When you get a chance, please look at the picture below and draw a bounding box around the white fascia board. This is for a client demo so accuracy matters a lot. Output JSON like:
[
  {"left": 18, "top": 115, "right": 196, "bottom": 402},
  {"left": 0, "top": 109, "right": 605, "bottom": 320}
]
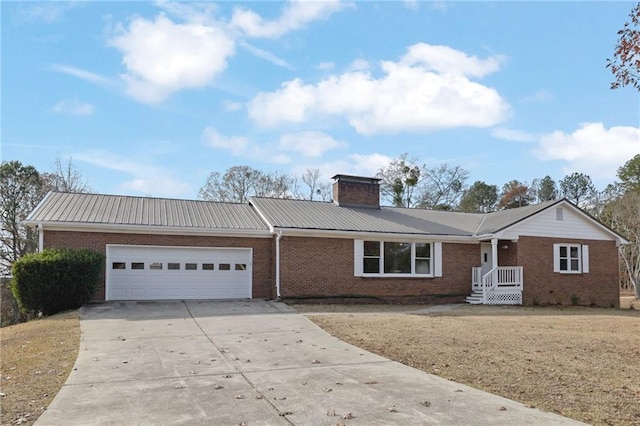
[
  {"left": 274, "top": 227, "right": 478, "bottom": 243},
  {"left": 37, "top": 222, "right": 273, "bottom": 238}
]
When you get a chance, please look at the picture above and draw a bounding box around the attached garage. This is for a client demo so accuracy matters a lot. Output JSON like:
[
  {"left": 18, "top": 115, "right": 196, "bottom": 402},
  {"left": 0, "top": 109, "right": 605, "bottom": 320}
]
[{"left": 107, "top": 245, "right": 253, "bottom": 300}]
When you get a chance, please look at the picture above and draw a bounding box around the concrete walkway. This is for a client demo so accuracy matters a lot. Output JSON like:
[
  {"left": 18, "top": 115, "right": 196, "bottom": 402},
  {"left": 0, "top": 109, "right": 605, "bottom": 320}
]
[{"left": 36, "top": 300, "right": 584, "bottom": 425}]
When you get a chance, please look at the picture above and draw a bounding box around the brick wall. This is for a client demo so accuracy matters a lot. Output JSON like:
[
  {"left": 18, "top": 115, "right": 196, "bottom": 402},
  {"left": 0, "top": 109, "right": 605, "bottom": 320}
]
[
  {"left": 332, "top": 180, "right": 380, "bottom": 208},
  {"left": 44, "top": 231, "right": 275, "bottom": 301},
  {"left": 517, "top": 236, "right": 619, "bottom": 307},
  {"left": 279, "top": 236, "right": 478, "bottom": 303}
]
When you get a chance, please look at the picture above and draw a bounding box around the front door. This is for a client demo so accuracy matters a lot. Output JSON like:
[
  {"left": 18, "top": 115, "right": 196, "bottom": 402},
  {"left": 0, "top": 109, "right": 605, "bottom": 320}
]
[{"left": 480, "top": 243, "right": 493, "bottom": 276}]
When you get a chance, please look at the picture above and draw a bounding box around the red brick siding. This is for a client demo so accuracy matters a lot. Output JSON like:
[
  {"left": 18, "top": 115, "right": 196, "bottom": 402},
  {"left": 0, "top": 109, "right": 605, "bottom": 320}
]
[
  {"left": 44, "top": 231, "right": 275, "bottom": 301},
  {"left": 332, "top": 181, "right": 380, "bottom": 208},
  {"left": 279, "top": 236, "right": 477, "bottom": 303},
  {"left": 497, "top": 239, "right": 518, "bottom": 266},
  {"left": 516, "top": 236, "right": 619, "bottom": 307}
]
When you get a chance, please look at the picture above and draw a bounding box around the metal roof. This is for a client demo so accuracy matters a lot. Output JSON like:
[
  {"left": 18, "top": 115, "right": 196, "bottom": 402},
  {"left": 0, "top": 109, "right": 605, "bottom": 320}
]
[
  {"left": 250, "top": 198, "right": 484, "bottom": 236},
  {"left": 26, "top": 192, "right": 270, "bottom": 231},
  {"left": 475, "top": 199, "right": 560, "bottom": 234}
]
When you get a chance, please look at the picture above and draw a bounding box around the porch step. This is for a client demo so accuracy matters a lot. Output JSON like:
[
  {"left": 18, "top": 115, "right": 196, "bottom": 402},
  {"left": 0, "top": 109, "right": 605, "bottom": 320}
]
[{"left": 465, "top": 292, "right": 483, "bottom": 304}]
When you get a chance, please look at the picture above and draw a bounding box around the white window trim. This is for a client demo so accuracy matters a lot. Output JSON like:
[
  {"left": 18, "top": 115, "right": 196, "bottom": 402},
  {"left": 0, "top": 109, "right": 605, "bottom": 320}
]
[
  {"left": 354, "top": 240, "right": 443, "bottom": 278},
  {"left": 553, "top": 243, "right": 589, "bottom": 274}
]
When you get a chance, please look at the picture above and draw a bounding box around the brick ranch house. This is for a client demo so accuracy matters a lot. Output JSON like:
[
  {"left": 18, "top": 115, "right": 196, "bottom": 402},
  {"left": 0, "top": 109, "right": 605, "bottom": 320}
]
[{"left": 25, "top": 175, "right": 627, "bottom": 307}]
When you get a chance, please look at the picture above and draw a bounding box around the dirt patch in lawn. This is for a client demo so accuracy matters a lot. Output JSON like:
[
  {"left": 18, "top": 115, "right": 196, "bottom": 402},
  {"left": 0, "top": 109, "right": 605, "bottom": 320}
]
[
  {"left": 308, "top": 305, "right": 640, "bottom": 425},
  {"left": 0, "top": 310, "right": 80, "bottom": 426}
]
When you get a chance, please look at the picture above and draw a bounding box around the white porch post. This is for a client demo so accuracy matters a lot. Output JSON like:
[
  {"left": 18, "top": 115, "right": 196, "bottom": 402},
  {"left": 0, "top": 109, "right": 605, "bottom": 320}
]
[{"left": 491, "top": 238, "right": 498, "bottom": 270}]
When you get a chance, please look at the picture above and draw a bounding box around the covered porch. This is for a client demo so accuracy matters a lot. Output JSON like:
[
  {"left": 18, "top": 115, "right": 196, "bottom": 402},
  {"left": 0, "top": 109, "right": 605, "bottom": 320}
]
[{"left": 466, "top": 238, "right": 523, "bottom": 305}]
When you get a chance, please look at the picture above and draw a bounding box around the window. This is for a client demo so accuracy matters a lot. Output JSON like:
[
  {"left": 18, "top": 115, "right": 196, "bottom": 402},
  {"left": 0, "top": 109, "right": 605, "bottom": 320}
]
[
  {"left": 553, "top": 244, "right": 589, "bottom": 274},
  {"left": 149, "top": 262, "right": 162, "bottom": 270},
  {"left": 185, "top": 263, "right": 197, "bottom": 270},
  {"left": 356, "top": 241, "right": 441, "bottom": 277},
  {"left": 363, "top": 241, "right": 380, "bottom": 273},
  {"left": 384, "top": 242, "right": 411, "bottom": 274},
  {"left": 415, "top": 243, "right": 431, "bottom": 274},
  {"left": 112, "top": 262, "right": 126, "bottom": 270},
  {"left": 131, "top": 262, "right": 144, "bottom": 270},
  {"left": 202, "top": 263, "right": 214, "bottom": 270},
  {"left": 168, "top": 263, "right": 180, "bottom": 270},
  {"left": 235, "top": 264, "right": 246, "bottom": 271},
  {"left": 219, "top": 263, "right": 231, "bottom": 271}
]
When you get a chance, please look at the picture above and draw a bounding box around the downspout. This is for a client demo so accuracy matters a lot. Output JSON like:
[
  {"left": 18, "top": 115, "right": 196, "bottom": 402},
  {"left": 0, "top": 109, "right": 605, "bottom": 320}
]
[
  {"left": 38, "top": 223, "right": 44, "bottom": 252},
  {"left": 275, "top": 230, "right": 283, "bottom": 300}
]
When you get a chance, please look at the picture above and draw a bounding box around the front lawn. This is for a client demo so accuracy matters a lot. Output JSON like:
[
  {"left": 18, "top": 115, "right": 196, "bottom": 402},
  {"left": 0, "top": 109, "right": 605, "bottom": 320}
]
[
  {"left": 307, "top": 305, "right": 640, "bottom": 425},
  {"left": 0, "top": 310, "right": 80, "bottom": 426}
]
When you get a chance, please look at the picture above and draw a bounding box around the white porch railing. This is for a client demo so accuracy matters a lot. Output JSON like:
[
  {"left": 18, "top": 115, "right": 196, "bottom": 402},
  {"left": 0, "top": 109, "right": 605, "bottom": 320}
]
[{"left": 471, "top": 266, "right": 523, "bottom": 305}]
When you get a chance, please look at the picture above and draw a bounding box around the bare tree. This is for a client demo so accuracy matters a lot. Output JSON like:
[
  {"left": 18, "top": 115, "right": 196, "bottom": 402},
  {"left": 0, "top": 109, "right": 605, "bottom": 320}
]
[
  {"left": 42, "top": 156, "right": 91, "bottom": 193},
  {"left": 607, "top": 2, "right": 640, "bottom": 91},
  {"left": 199, "top": 166, "right": 293, "bottom": 202},
  {"left": 602, "top": 191, "right": 640, "bottom": 299},
  {"left": 293, "top": 168, "right": 331, "bottom": 201},
  {"left": 419, "top": 164, "right": 469, "bottom": 210},
  {"left": 0, "top": 161, "right": 46, "bottom": 274}
]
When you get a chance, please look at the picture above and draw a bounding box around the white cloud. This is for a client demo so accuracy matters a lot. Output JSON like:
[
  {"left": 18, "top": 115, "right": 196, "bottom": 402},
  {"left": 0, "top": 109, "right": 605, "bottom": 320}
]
[
  {"left": 312, "top": 153, "right": 393, "bottom": 180},
  {"left": 202, "top": 127, "right": 290, "bottom": 164},
  {"left": 248, "top": 43, "right": 509, "bottom": 134},
  {"left": 14, "top": 2, "right": 82, "bottom": 24},
  {"left": 535, "top": 122, "right": 640, "bottom": 181},
  {"left": 51, "top": 98, "right": 94, "bottom": 116},
  {"left": 238, "top": 40, "right": 295, "bottom": 70},
  {"left": 521, "top": 89, "right": 553, "bottom": 104},
  {"left": 49, "top": 64, "right": 112, "bottom": 86},
  {"left": 400, "top": 43, "right": 505, "bottom": 78},
  {"left": 230, "top": 0, "right": 349, "bottom": 39},
  {"left": 492, "top": 127, "right": 536, "bottom": 143},
  {"left": 403, "top": 0, "right": 419, "bottom": 11},
  {"left": 348, "top": 58, "right": 370, "bottom": 71},
  {"left": 223, "top": 100, "right": 243, "bottom": 112},
  {"left": 278, "top": 131, "right": 346, "bottom": 157},
  {"left": 108, "top": 14, "right": 235, "bottom": 104},
  {"left": 203, "top": 127, "right": 250, "bottom": 156},
  {"left": 75, "top": 150, "right": 191, "bottom": 197},
  {"left": 317, "top": 61, "right": 335, "bottom": 71}
]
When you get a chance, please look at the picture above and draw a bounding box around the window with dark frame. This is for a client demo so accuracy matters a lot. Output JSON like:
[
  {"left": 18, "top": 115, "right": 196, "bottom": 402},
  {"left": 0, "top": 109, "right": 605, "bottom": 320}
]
[
  {"left": 131, "top": 262, "right": 144, "bottom": 270},
  {"left": 112, "top": 262, "right": 126, "bottom": 270}
]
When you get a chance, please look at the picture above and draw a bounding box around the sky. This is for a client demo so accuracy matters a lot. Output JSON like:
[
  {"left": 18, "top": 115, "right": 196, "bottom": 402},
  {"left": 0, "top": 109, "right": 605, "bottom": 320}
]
[{"left": 2, "top": 0, "right": 639, "bottom": 199}]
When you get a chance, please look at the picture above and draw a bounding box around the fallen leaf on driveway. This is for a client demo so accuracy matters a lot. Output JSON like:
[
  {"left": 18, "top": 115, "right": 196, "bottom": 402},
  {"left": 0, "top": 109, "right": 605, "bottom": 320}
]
[
  {"left": 388, "top": 405, "right": 398, "bottom": 412},
  {"left": 214, "top": 385, "right": 224, "bottom": 390},
  {"left": 342, "top": 413, "right": 354, "bottom": 419},
  {"left": 279, "top": 411, "right": 293, "bottom": 416}
]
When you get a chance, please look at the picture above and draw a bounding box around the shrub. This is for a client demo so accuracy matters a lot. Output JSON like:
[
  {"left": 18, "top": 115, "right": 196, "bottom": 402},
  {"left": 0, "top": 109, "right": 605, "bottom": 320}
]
[{"left": 10, "top": 248, "right": 104, "bottom": 315}]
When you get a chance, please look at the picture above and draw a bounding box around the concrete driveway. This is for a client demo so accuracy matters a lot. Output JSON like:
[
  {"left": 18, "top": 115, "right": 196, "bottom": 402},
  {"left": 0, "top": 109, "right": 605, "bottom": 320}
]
[{"left": 36, "top": 300, "right": 584, "bottom": 425}]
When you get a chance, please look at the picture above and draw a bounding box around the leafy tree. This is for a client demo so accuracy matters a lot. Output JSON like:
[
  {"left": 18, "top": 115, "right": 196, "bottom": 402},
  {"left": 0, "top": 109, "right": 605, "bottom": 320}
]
[
  {"left": 607, "top": 2, "right": 640, "bottom": 91},
  {"left": 292, "top": 168, "right": 331, "bottom": 201},
  {"left": 0, "top": 161, "right": 46, "bottom": 274},
  {"left": 459, "top": 181, "right": 498, "bottom": 213},
  {"left": 419, "top": 164, "right": 469, "bottom": 210},
  {"left": 617, "top": 154, "right": 640, "bottom": 192},
  {"left": 499, "top": 180, "right": 533, "bottom": 209},
  {"left": 531, "top": 175, "right": 558, "bottom": 202},
  {"left": 199, "top": 165, "right": 292, "bottom": 202},
  {"left": 42, "top": 156, "right": 91, "bottom": 193},
  {"left": 377, "top": 154, "right": 421, "bottom": 208},
  {"left": 559, "top": 172, "right": 597, "bottom": 207},
  {"left": 601, "top": 191, "right": 640, "bottom": 299}
]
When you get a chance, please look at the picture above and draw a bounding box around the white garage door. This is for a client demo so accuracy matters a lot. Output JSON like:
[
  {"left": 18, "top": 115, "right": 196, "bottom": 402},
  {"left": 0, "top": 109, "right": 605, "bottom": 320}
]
[{"left": 106, "top": 245, "right": 252, "bottom": 301}]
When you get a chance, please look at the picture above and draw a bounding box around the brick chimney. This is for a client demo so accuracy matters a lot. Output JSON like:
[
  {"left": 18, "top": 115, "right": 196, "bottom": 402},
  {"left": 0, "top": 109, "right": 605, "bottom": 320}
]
[{"left": 331, "top": 174, "right": 381, "bottom": 209}]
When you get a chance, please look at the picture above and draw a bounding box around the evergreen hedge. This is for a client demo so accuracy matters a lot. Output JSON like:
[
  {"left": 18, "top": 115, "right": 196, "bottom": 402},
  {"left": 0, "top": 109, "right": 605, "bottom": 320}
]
[{"left": 11, "top": 248, "right": 104, "bottom": 315}]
